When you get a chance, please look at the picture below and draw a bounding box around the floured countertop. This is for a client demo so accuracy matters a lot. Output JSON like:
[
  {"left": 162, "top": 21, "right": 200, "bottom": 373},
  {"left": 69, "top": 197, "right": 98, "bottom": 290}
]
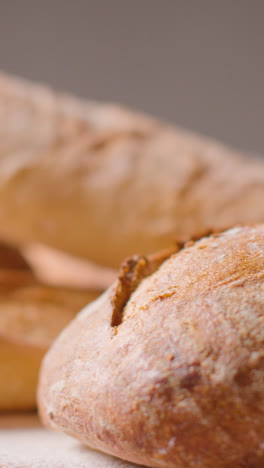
[{"left": 0, "top": 414, "right": 144, "bottom": 468}]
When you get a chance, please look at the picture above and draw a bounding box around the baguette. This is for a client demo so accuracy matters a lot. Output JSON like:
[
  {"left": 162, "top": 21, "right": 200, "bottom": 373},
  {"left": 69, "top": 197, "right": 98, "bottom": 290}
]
[
  {"left": 1, "top": 72, "right": 264, "bottom": 267},
  {"left": 39, "top": 225, "right": 264, "bottom": 467},
  {"left": 0, "top": 243, "right": 100, "bottom": 411}
]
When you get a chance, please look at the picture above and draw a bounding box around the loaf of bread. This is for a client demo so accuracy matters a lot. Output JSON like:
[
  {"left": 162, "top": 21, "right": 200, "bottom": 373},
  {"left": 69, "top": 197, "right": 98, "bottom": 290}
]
[
  {"left": 0, "top": 243, "right": 100, "bottom": 411},
  {"left": 1, "top": 72, "right": 264, "bottom": 268},
  {"left": 39, "top": 225, "right": 264, "bottom": 467}
]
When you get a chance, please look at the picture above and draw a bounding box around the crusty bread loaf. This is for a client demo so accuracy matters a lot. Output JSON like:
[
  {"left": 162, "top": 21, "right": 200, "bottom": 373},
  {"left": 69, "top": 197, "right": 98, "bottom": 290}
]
[
  {"left": 0, "top": 243, "right": 100, "bottom": 411},
  {"left": 1, "top": 72, "right": 264, "bottom": 268},
  {"left": 39, "top": 226, "right": 264, "bottom": 467}
]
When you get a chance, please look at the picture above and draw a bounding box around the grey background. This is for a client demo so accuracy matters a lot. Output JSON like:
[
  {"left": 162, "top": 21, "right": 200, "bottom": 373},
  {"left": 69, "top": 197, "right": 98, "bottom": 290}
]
[{"left": 0, "top": 1, "right": 263, "bottom": 153}]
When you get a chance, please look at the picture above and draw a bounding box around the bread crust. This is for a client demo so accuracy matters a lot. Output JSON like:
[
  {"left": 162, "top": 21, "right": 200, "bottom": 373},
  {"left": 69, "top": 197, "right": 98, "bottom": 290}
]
[
  {"left": 2, "top": 72, "right": 264, "bottom": 267},
  {"left": 39, "top": 226, "right": 264, "bottom": 467},
  {"left": 0, "top": 243, "right": 100, "bottom": 411},
  {"left": 0, "top": 287, "right": 98, "bottom": 411}
]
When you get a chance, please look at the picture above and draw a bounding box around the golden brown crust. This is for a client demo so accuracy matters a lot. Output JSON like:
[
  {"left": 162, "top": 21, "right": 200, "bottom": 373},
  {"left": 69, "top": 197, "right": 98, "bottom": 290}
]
[
  {"left": 2, "top": 72, "right": 264, "bottom": 267},
  {"left": 111, "top": 245, "right": 179, "bottom": 327},
  {"left": 0, "top": 243, "right": 101, "bottom": 411},
  {"left": 39, "top": 226, "right": 264, "bottom": 467},
  {"left": 0, "top": 338, "right": 44, "bottom": 411},
  {"left": 0, "top": 286, "right": 98, "bottom": 411}
]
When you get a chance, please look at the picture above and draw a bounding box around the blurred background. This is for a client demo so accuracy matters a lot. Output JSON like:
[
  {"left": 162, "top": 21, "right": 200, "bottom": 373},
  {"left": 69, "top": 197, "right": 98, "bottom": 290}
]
[{"left": 0, "top": 0, "right": 263, "bottom": 153}]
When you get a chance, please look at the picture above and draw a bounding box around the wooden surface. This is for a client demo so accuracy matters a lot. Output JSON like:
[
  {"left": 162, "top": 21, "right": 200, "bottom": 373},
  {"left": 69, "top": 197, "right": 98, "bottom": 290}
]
[{"left": 0, "top": 414, "right": 144, "bottom": 468}]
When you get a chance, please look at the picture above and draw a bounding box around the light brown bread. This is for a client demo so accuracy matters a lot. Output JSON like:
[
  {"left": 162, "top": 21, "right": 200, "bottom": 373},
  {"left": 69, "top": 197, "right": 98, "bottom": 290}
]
[
  {"left": 0, "top": 244, "right": 100, "bottom": 411},
  {"left": 1, "top": 72, "right": 264, "bottom": 268},
  {"left": 39, "top": 226, "right": 264, "bottom": 468}
]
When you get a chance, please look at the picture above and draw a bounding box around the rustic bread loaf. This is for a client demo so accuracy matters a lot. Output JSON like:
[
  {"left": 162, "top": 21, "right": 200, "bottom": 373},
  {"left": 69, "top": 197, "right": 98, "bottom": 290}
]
[
  {"left": 39, "top": 226, "right": 264, "bottom": 467},
  {"left": 0, "top": 243, "right": 100, "bottom": 411},
  {"left": 1, "top": 72, "right": 264, "bottom": 268}
]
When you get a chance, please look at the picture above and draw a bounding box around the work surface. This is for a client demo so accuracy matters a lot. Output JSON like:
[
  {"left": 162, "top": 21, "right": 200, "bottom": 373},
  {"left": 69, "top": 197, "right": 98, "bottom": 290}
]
[{"left": 0, "top": 414, "right": 144, "bottom": 468}]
